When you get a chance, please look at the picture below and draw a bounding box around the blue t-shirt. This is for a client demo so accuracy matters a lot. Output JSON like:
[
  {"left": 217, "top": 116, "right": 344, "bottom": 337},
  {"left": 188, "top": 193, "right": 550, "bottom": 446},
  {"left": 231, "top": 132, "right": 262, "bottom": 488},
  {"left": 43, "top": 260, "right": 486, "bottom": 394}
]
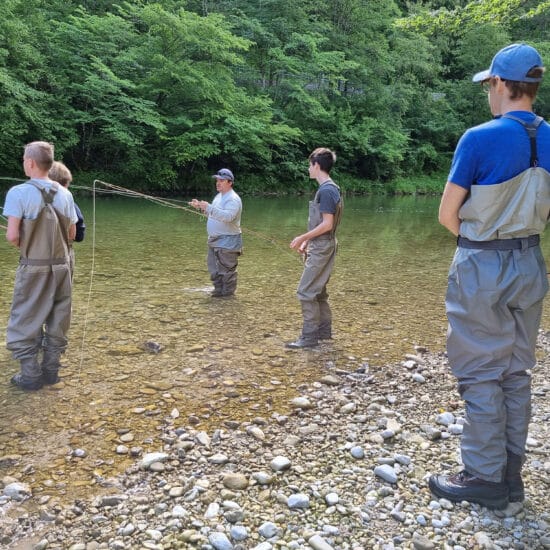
[{"left": 449, "top": 111, "right": 550, "bottom": 190}]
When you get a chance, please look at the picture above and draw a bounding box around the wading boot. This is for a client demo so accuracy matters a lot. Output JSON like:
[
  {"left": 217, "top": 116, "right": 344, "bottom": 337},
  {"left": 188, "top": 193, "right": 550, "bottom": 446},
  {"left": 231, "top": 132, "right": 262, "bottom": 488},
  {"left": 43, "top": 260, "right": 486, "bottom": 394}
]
[
  {"left": 10, "top": 373, "right": 44, "bottom": 391},
  {"left": 317, "top": 319, "right": 332, "bottom": 340},
  {"left": 506, "top": 451, "right": 525, "bottom": 502},
  {"left": 285, "top": 337, "right": 318, "bottom": 349},
  {"left": 318, "top": 300, "right": 332, "bottom": 340},
  {"left": 429, "top": 470, "right": 509, "bottom": 510},
  {"left": 285, "top": 301, "right": 319, "bottom": 349},
  {"left": 12, "top": 357, "right": 44, "bottom": 390},
  {"left": 41, "top": 352, "right": 61, "bottom": 385}
]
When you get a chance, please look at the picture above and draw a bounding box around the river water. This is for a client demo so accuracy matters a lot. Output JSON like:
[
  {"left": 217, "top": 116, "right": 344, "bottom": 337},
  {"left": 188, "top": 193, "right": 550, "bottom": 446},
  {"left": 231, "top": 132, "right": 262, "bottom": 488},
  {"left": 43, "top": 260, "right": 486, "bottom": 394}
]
[{"left": 1, "top": 193, "right": 549, "bottom": 502}]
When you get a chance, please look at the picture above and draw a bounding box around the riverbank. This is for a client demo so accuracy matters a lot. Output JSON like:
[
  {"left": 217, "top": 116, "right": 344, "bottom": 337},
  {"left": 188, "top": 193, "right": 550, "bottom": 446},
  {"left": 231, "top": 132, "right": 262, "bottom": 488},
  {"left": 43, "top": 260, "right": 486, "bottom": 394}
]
[{"left": 1, "top": 333, "right": 549, "bottom": 550}]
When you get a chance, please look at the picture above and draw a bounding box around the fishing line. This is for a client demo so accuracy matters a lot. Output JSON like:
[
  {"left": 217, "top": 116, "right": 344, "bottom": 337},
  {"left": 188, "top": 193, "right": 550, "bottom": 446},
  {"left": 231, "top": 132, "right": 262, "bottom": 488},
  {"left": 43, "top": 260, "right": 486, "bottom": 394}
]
[
  {"left": 92, "top": 179, "right": 299, "bottom": 258},
  {"left": 75, "top": 179, "right": 98, "bottom": 374}
]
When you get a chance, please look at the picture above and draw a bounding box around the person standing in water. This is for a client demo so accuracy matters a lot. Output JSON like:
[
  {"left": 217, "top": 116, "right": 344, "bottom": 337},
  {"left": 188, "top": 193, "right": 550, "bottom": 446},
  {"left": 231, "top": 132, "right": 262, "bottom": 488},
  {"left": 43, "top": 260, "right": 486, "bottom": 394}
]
[
  {"left": 286, "top": 148, "right": 343, "bottom": 349},
  {"left": 4, "top": 142, "right": 77, "bottom": 390},
  {"left": 189, "top": 168, "right": 242, "bottom": 297}
]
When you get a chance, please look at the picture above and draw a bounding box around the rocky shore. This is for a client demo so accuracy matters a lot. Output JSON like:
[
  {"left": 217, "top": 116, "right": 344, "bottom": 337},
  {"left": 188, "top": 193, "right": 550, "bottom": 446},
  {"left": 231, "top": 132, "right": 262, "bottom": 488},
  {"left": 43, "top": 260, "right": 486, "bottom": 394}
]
[{"left": 1, "top": 333, "right": 549, "bottom": 550}]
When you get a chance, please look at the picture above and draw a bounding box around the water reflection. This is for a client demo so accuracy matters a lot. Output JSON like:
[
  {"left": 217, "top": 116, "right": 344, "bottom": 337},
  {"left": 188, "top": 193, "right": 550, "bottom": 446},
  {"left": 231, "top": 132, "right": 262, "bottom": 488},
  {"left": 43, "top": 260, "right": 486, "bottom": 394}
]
[{"left": 0, "top": 194, "right": 549, "bottom": 502}]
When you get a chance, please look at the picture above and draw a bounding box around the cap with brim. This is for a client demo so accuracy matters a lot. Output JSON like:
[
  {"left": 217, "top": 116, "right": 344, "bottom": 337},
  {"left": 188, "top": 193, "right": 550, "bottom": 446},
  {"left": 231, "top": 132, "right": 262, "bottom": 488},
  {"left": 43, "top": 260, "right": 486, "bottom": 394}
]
[
  {"left": 212, "top": 168, "right": 234, "bottom": 181},
  {"left": 472, "top": 43, "right": 544, "bottom": 83}
]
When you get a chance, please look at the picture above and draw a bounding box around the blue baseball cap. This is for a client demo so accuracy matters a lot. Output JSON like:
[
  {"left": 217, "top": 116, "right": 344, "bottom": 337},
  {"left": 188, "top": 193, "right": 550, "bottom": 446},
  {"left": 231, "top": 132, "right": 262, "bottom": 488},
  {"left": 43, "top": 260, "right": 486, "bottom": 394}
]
[
  {"left": 212, "top": 168, "right": 234, "bottom": 181},
  {"left": 472, "top": 43, "right": 544, "bottom": 83}
]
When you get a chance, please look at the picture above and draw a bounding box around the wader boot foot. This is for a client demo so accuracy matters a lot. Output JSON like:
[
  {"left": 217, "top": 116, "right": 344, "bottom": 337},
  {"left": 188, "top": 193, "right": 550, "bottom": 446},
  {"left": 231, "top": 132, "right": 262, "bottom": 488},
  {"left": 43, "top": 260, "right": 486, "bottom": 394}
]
[
  {"left": 506, "top": 452, "right": 525, "bottom": 502},
  {"left": 41, "top": 352, "right": 61, "bottom": 384},
  {"left": 429, "top": 470, "right": 508, "bottom": 510},
  {"left": 10, "top": 373, "right": 44, "bottom": 391},
  {"left": 211, "top": 291, "right": 224, "bottom": 297},
  {"left": 42, "top": 371, "right": 60, "bottom": 385},
  {"left": 285, "top": 337, "right": 319, "bottom": 349}
]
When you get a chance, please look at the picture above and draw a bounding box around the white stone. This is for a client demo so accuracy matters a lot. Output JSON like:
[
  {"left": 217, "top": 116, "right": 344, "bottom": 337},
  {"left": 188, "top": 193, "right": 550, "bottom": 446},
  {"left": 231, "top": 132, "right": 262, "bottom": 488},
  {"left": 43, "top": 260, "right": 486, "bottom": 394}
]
[
  {"left": 139, "top": 452, "right": 169, "bottom": 469},
  {"left": 270, "top": 456, "right": 291, "bottom": 471},
  {"left": 308, "top": 534, "right": 334, "bottom": 550}
]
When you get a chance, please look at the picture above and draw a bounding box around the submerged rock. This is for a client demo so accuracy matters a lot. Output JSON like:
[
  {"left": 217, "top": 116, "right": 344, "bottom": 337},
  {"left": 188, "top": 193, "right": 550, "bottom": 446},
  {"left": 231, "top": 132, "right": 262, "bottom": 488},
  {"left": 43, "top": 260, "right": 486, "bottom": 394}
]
[{"left": 141, "top": 340, "right": 163, "bottom": 354}]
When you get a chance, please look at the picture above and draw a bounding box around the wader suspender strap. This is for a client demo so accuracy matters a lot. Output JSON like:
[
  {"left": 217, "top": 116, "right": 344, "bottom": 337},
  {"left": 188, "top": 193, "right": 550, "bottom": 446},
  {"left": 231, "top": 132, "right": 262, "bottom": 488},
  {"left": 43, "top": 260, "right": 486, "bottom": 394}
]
[
  {"left": 502, "top": 114, "right": 544, "bottom": 167},
  {"left": 20, "top": 181, "right": 67, "bottom": 266},
  {"left": 28, "top": 180, "right": 57, "bottom": 205}
]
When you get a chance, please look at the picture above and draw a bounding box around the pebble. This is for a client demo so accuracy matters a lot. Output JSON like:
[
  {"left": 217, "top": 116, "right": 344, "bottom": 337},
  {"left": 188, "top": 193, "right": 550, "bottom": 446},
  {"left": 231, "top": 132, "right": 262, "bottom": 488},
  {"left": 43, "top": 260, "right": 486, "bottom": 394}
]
[
  {"left": 72, "top": 448, "right": 87, "bottom": 458},
  {"left": 435, "top": 412, "right": 455, "bottom": 426},
  {"left": 253, "top": 472, "right": 273, "bottom": 485},
  {"left": 208, "top": 531, "right": 233, "bottom": 550},
  {"left": 3, "top": 482, "right": 31, "bottom": 501},
  {"left": 373, "top": 464, "right": 398, "bottom": 484},
  {"left": 259, "top": 521, "right": 279, "bottom": 538},
  {"left": 339, "top": 402, "right": 356, "bottom": 413},
  {"left": 205, "top": 502, "right": 220, "bottom": 518},
  {"left": 287, "top": 493, "right": 310, "bottom": 509},
  {"left": 120, "top": 522, "right": 135, "bottom": 536},
  {"left": 412, "top": 533, "right": 435, "bottom": 549},
  {"left": 231, "top": 525, "right": 248, "bottom": 541},
  {"left": 209, "top": 453, "right": 230, "bottom": 464},
  {"left": 308, "top": 534, "right": 334, "bottom": 550},
  {"left": 172, "top": 505, "right": 186, "bottom": 518},
  {"left": 270, "top": 456, "right": 291, "bottom": 471},
  {"left": 139, "top": 452, "right": 169, "bottom": 469},
  {"left": 291, "top": 397, "right": 313, "bottom": 409},
  {"left": 222, "top": 473, "right": 249, "bottom": 490},
  {"left": 350, "top": 446, "right": 365, "bottom": 459}
]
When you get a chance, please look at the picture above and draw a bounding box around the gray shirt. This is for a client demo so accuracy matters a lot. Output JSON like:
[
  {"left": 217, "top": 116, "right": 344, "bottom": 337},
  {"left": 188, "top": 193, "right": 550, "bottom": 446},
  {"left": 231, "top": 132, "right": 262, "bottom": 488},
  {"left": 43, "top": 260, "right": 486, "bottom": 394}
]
[{"left": 206, "top": 189, "right": 242, "bottom": 250}]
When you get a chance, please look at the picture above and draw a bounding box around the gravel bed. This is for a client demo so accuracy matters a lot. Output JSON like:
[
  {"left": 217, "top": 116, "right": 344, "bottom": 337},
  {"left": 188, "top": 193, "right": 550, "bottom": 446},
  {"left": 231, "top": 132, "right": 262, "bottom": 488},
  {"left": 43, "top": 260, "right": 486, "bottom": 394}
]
[{"left": 1, "top": 333, "right": 549, "bottom": 550}]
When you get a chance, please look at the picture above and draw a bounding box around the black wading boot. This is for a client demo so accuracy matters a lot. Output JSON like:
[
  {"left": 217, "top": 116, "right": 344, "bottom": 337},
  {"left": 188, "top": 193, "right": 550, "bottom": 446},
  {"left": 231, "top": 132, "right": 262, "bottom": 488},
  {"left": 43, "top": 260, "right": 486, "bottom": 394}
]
[
  {"left": 10, "top": 373, "right": 44, "bottom": 391},
  {"left": 12, "top": 357, "right": 44, "bottom": 390},
  {"left": 429, "top": 470, "right": 509, "bottom": 510},
  {"left": 42, "top": 371, "right": 60, "bottom": 385},
  {"left": 42, "top": 352, "right": 61, "bottom": 385},
  {"left": 506, "top": 451, "right": 525, "bottom": 502},
  {"left": 285, "top": 301, "right": 319, "bottom": 349}
]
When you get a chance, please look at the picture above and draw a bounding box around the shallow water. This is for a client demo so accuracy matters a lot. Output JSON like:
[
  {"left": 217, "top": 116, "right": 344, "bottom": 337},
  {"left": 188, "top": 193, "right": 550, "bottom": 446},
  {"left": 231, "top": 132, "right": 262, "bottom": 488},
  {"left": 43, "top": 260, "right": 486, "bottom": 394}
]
[{"left": 0, "top": 193, "right": 549, "bottom": 502}]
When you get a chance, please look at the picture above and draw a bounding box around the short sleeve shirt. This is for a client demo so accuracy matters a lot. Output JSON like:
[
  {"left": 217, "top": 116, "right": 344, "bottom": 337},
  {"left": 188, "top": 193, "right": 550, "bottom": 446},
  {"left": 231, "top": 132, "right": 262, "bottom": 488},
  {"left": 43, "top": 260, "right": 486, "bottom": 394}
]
[
  {"left": 449, "top": 111, "right": 550, "bottom": 190},
  {"left": 3, "top": 179, "right": 78, "bottom": 223},
  {"left": 318, "top": 180, "right": 340, "bottom": 214}
]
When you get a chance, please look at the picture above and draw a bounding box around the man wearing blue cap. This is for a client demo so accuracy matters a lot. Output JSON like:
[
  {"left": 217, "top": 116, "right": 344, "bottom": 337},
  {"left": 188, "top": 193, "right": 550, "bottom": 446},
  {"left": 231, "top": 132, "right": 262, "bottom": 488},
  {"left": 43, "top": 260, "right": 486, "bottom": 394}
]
[
  {"left": 430, "top": 44, "right": 550, "bottom": 509},
  {"left": 189, "top": 168, "right": 242, "bottom": 297}
]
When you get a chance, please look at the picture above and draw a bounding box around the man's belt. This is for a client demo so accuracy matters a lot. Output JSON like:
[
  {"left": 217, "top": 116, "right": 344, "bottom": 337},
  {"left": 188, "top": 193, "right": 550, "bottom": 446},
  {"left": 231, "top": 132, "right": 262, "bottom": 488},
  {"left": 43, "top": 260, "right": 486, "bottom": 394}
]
[{"left": 457, "top": 234, "right": 540, "bottom": 250}]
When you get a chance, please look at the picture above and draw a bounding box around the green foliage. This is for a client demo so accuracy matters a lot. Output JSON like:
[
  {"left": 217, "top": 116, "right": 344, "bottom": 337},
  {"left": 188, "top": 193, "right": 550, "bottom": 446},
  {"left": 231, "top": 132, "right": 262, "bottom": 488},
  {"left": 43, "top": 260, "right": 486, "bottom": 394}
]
[{"left": 0, "top": 0, "right": 549, "bottom": 194}]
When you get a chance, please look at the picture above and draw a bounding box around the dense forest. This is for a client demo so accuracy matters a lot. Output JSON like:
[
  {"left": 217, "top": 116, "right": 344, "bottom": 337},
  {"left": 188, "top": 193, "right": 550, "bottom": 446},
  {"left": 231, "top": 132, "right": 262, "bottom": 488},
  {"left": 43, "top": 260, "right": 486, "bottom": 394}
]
[{"left": 1, "top": 0, "right": 549, "bottom": 194}]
